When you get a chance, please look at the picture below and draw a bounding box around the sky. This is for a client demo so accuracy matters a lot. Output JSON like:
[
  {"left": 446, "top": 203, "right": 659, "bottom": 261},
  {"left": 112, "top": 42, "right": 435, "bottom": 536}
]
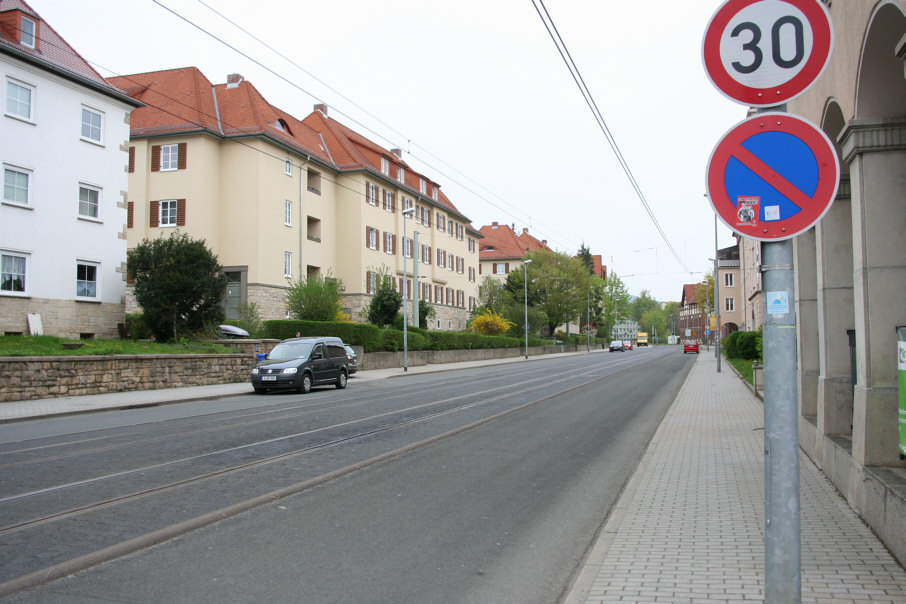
[{"left": 26, "top": 0, "right": 746, "bottom": 302}]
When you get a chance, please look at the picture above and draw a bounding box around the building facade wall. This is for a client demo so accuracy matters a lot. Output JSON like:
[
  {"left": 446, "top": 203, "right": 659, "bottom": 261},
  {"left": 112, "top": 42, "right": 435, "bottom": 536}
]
[
  {"left": 784, "top": 0, "right": 906, "bottom": 565},
  {"left": 1, "top": 52, "right": 132, "bottom": 338}
]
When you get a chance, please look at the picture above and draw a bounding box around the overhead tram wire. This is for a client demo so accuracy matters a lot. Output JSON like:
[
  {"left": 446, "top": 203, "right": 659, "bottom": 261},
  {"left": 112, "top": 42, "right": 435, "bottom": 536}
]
[
  {"left": 530, "top": 0, "right": 690, "bottom": 274},
  {"left": 156, "top": 0, "right": 578, "bottom": 252}
]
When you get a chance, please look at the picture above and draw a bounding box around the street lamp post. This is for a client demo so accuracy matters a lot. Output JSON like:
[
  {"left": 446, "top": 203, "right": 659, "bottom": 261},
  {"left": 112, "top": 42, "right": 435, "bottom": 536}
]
[
  {"left": 714, "top": 216, "right": 721, "bottom": 372},
  {"left": 402, "top": 207, "right": 415, "bottom": 371},
  {"left": 523, "top": 259, "right": 532, "bottom": 359}
]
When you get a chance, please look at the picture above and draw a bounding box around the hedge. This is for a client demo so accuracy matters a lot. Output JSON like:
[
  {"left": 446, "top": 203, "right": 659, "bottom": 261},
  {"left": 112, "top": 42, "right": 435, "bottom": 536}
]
[
  {"left": 723, "top": 329, "right": 760, "bottom": 360},
  {"left": 263, "top": 320, "right": 532, "bottom": 353}
]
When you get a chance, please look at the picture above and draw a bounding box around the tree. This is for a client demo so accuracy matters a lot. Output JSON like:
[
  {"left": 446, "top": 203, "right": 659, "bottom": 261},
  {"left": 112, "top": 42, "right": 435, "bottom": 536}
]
[
  {"left": 694, "top": 272, "right": 715, "bottom": 329},
  {"left": 630, "top": 290, "right": 661, "bottom": 322},
  {"left": 285, "top": 273, "right": 343, "bottom": 321},
  {"left": 507, "top": 250, "right": 596, "bottom": 336},
  {"left": 367, "top": 270, "right": 401, "bottom": 327},
  {"left": 576, "top": 242, "right": 594, "bottom": 275},
  {"left": 418, "top": 300, "right": 435, "bottom": 329},
  {"left": 128, "top": 233, "right": 227, "bottom": 342},
  {"left": 640, "top": 308, "right": 667, "bottom": 340},
  {"left": 664, "top": 301, "right": 681, "bottom": 336},
  {"left": 601, "top": 272, "right": 632, "bottom": 338},
  {"left": 475, "top": 276, "right": 511, "bottom": 315}
]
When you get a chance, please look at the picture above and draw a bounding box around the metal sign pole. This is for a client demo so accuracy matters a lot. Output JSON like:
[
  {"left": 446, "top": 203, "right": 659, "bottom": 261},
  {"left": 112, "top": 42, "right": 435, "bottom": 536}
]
[{"left": 759, "top": 103, "right": 801, "bottom": 603}]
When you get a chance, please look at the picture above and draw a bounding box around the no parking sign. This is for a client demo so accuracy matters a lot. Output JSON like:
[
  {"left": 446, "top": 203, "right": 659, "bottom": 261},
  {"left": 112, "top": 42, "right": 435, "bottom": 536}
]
[{"left": 706, "top": 112, "right": 839, "bottom": 241}]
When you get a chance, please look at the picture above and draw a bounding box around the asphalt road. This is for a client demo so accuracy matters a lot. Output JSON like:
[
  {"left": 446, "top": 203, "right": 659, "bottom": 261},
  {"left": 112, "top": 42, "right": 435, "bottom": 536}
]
[{"left": 2, "top": 347, "right": 693, "bottom": 603}]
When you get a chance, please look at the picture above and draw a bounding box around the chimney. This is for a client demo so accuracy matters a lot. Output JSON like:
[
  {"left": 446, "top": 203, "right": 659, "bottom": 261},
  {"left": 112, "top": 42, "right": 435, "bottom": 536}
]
[
  {"left": 314, "top": 104, "right": 328, "bottom": 117},
  {"left": 390, "top": 148, "right": 403, "bottom": 159},
  {"left": 226, "top": 73, "right": 244, "bottom": 88},
  {"left": 491, "top": 221, "right": 499, "bottom": 229},
  {"left": 523, "top": 228, "right": 529, "bottom": 235}
]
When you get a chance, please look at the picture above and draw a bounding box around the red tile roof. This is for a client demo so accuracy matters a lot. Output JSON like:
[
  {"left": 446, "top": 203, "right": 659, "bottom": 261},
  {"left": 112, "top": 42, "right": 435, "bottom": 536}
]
[
  {"left": 478, "top": 222, "right": 530, "bottom": 261},
  {"left": 0, "top": 0, "right": 136, "bottom": 103},
  {"left": 109, "top": 67, "right": 476, "bottom": 227},
  {"left": 517, "top": 227, "right": 551, "bottom": 253},
  {"left": 681, "top": 284, "right": 698, "bottom": 306}
]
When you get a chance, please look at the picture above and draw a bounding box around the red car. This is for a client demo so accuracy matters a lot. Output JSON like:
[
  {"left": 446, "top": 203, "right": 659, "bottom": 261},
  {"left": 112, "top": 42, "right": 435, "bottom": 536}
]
[{"left": 683, "top": 340, "right": 699, "bottom": 354}]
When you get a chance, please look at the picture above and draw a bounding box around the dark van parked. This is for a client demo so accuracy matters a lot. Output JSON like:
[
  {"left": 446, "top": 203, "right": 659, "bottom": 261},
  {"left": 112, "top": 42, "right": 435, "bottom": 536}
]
[{"left": 251, "top": 336, "right": 349, "bottom": 394}]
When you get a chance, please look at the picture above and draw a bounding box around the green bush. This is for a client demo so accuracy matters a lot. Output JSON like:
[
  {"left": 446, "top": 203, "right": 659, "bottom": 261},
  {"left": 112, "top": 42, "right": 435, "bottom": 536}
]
[
  {"left": 723, "top": 330, "right": 740, "bottom": 358},
  {"left": 125, "top": 313, "right": 153, "bottom": 340},
  {"left": 722, "top": 329, "right": 761, "bottom": 360}
]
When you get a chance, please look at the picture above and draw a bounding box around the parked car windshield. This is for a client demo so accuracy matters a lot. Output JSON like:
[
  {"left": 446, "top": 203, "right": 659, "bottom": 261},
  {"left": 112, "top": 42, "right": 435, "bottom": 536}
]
[{"left": 268, "top": 341, "right": 314, "bottom": 360}]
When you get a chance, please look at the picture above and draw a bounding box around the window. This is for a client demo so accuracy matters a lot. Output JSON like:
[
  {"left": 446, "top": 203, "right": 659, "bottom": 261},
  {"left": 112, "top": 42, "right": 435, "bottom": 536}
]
[
  {"left": 366, "top": 227, "right": 378, "bottom": 250},
  {"left": 5, "top": 79, "right": 34, "bottom": 121},
  {"left": 152, "top": 143, "right": 186, "bottom": 172},
  {"left": 1, "top": 252, "right": 27, "bottom": 294},
  {"left": 284, "top": 200, "right": 292, "bottom": 226},
  {"left": 432, "top": 185, "right": 438, "bottom": 201},
  {"left": 76, "top": 262, "right": 98, "bottom": 298},
  {"left": 81, "top": 107, "right": 102, "bottom": 142},
  {"left": 383, "top": 190, "right": 394, "bottom": 212},
  {"left": 159, "top": 199, "right": 178, "bottom": 226},
  {"left": 397, "top": 165, "right": 405, "bottom": 183},
  {"left": 403, "top": 237, "right": 413, "bottom": 259},
  {"left": 456, "top": 257, "right": 464, "bottom": 274},
  {"left": 468, "top": 238, "right": 475, "bottom": 253},
  {"left": 381, "top": 157, "right": 389, "bottom": 175},
  {"left": 494, "top": 262, "right": 507, "bottom": 275},
  {"left": 437, "top": 249, "right": 446, "bottom": 268},
  {"left": 307, "top": 170, "right": 321, "bottom": 194},
  {"left": 284, "top": 252, "right": 292, "bottom": 277},
  {"left": 469, "top": 266, "right": 475, "bottom": 282},
  {"left": 448, "top": 251, "right": 454, "bottom": 271},
  {"left": 456, "top": 223, "right": 463, "bottom": 240},
  {"left": 403, "top": 197, "right": 413, "bottom": 212},
  {"left": 419, "top": 178, "right": 426, "bottom": 194},
  {"left": 160, "top": 144, "right": 178, "bottom": 171},
  {"left": 307, "top": 216, "right": 321, "bottom": 242},
  {"left": 79, "top": 185, "right": 100, "bottom": 219},
  {"left": 366, "top": 182, "right": 378, "bottom": 206},
  {"left": 421, "top": 244, "right": 431, "bottom": 265},
  {"left": 437, "top": 214, "right": 445, "bottom": 231},
  {"left": 447, "top": 221, "right": 453, "bottom": 236},
  {"left": 725, "top": 298, "right": 735, "bottom": 312},
  {"left": 284, "top": 158, "right": 292, "bottom": 175},
  {"left": 3, "top": 165, "right": 30, "bottom": 206},
  {"left": 366, "top": 271, "right": 378, "bottom": 294},
  {"left": 724, "top": 272, "right": 734, "bottom": 287},
  {"left": 384, "top": 232, "right": 395, "bottom": 255},
  {"left": 20, "top": 16, "right": 36, "bottom": 48}
]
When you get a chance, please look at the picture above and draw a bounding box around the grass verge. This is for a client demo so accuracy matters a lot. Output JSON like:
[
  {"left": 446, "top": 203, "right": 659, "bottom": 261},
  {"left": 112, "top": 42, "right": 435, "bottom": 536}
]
[{"left": 0, "top": 335, "right": 235, "bottom": 357}]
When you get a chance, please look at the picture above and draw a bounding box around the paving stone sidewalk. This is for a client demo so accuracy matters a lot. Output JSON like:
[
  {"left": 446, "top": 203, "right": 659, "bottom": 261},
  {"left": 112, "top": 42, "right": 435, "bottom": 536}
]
[{"left": 567, "top": 352, "right": 906, "bottom": 603}]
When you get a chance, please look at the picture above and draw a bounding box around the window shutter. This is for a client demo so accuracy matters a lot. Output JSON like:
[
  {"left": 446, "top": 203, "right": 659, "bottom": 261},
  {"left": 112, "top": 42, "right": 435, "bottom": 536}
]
[
  {"left": 479, "top": 264, "right": 482, "bottom": 275},
  {"left": 391, "top": 193, "right": 396, "bottom": 213},
  {"left": 392, "top": 234, "right": 397, "bottom": 254},
  {"left": 505, "top": 262, "right": 510, "bottom": 273},
  {"left": 150, "top": 200, "right": 159, "bottom": 227},
  {"left": 177, "top": 143, "right": 187, "bottom": 170},
  {"left": 128, "top": 147, "right": 135, "bottom": 173},
  {"left": 151, "top": 145, "right": 161, "bottom": 172},
  {"left": 427, "top": 246, "right": 432, "bottom": 264},
  {"left": 376, "top": 229, "right": 381, "bottom": 250},
  {"left": 365, "top": 228, "right": 370, "bottom": 247},
  {"left": 176, "top": 199, "right": 186, "bottom": 226},
  {"left": 127, "top": 201, "right": 134, "bottom": 228}
]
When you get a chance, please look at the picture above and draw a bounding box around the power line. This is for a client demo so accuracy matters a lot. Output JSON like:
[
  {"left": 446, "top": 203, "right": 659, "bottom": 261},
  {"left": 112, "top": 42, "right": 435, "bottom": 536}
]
[
  {"left": 154, "top": 0, "right": 579, "bottom": 252},
  {"left": 530, "top": 0, "right": 690, "bottom": 273}
]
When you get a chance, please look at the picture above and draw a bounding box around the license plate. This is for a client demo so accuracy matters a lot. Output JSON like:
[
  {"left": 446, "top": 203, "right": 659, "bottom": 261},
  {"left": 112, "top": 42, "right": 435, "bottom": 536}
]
[{"left": 262, "top": 376, "right": 277, "bottom": 381}]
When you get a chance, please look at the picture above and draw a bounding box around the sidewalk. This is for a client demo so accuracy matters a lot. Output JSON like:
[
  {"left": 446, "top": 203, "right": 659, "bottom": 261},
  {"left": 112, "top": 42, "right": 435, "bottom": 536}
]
[{"left": 566, "top": 352, "right": 906, "bottom": 603}]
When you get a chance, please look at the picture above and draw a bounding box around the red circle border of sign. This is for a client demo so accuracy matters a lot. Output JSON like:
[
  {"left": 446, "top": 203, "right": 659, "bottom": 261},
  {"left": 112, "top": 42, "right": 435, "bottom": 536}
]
[
  {"left": 706, "top": 112, "right": 840, "bottom": 241},
  {"left": 702, "top": 0, "right": 833, "bottom": 107}
]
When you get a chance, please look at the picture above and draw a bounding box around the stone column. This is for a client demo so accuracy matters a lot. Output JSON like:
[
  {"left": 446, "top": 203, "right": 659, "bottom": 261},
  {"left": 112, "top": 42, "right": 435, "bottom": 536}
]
[
  {"left": 794, "top": 228, "right": 819, "bottom": 420},
  {"left": 840, "top": 118, "right": 906, "bottom": 467},
  {"left": 815, "top": 176, "right": 855, "bottom": 438}
]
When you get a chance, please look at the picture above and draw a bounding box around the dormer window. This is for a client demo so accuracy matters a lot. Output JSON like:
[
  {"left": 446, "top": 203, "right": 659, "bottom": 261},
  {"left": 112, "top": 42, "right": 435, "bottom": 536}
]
[
  {"left": 20, "top": 17, "right": 36, "bottom": 49},
  {"left": 397, "top": 165, "right": 405, "bottom": 183},
  {"left": 381, "top": 157, "right": 389, "bottom": 175},
  {"left": 419, "top": 178, "right": 426, "bottom": 194},
  {"left": 432, "top": 185, "right": 438, "bottom": 201}
]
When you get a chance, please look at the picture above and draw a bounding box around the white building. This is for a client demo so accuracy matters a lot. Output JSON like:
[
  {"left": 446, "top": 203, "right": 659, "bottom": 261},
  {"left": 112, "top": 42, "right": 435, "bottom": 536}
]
[{"left": 1, "top": 0, "right": 141, "bottom": 338}]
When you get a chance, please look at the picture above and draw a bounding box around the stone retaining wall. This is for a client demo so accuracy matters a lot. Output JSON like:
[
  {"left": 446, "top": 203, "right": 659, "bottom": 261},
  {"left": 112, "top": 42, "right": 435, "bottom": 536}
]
[{"left": 0, "top": 355, "right": 254, "bottom": 402}]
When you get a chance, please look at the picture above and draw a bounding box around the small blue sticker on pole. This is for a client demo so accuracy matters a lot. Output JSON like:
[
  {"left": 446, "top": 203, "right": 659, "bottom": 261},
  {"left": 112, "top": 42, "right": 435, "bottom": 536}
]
[{"left": 767, "top": 291, "right": 789, "bottom": 315}]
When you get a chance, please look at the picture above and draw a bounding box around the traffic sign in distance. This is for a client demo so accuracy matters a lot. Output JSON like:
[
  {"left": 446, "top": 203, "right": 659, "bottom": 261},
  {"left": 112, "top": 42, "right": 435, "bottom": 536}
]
[
  {"left": 706, "top": 112, "right": 840, "bottom": 241},
  {"left": 703, "top": 0, "right": 833, "bottom": 106}
]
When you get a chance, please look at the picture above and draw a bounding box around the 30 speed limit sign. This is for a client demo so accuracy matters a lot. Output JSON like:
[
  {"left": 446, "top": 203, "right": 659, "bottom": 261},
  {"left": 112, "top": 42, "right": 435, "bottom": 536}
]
[{"left": 702, "top": 0, "right": 833, "bottom": 106}]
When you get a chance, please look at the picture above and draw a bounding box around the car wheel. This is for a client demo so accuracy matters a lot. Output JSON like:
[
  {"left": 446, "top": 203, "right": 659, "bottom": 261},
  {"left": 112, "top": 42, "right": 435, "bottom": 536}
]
[
  {"left": 298, "top": 373, "right": 312, "bottom": 394},
  {"left": 336, "top": 370, "right": 348, "bottom": 389}
]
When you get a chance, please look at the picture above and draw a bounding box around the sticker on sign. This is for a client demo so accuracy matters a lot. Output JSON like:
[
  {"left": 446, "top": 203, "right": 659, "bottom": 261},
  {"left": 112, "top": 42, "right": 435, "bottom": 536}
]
[{"left": 703, "top": 0, "right": 833, "bottom": 106}]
